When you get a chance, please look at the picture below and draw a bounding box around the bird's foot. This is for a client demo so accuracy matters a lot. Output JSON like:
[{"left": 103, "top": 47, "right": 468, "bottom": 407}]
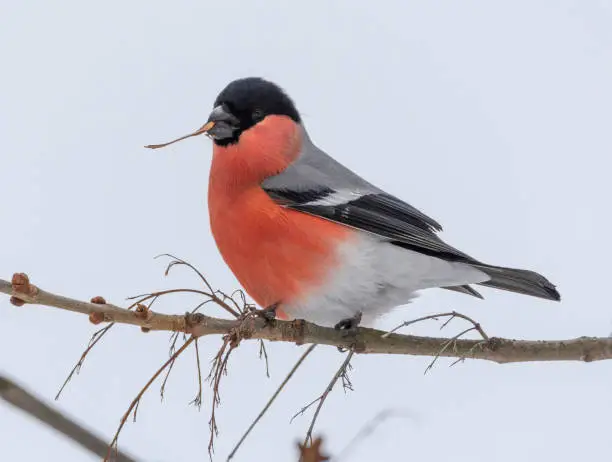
[
  {"left": 252, "top": 302, "right": 280, "bottom": 326},
  {"left": 334, "top": 311, "right": 362, "bottom": 334},
  {"left": 335, "top": 312, "right": 362, "bottom": 352}
]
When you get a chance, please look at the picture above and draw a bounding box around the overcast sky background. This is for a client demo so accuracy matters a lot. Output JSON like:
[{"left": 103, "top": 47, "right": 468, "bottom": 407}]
[{"left": 2, "top": 1, "right": 612, "bottom": 461}]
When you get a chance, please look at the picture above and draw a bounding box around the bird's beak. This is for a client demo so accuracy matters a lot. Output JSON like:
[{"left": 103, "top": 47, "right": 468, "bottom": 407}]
[{"left": 145, "top": 105, "right": 238, "bottom": 150}]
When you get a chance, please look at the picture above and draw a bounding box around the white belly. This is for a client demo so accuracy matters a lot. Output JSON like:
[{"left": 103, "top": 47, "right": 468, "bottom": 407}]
[{"left": 282, "top": 232, "right": 489, "bottom": 327}]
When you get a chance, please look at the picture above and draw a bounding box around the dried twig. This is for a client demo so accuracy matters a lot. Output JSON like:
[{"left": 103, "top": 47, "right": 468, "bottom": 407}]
[
  {"left": 291, "top": 397, "right": 322, "bottom": 424},
  {"left": 207, "top": 337, "right": 235, "bottom": 457},
  {"left": 156, "top": 253, "right": 240, "bottom": 318},
  {"left": 258, "top": 339, "right": 271, "bottom": 378},
  {"left": 55, "top": 323, "right": 114, "bottom": 400},
  {"left": 383, "top": 310, "right": 488, "bottom": 340},
  {"left": 159, "top": 357, "right": 178, "bottom": 401},
  {"left": 301, "top": 350, "right": 355, "bottom": 447},
  {"left": 191, "top": 338, "right": 204, "bottom": 409},
  {"left": 105, "top": 337, "right": 194, "bottom": 461},
  {"left": 57, "top": 284, "right": 226, "bottom": 399},
  {"left": 227, "top": 344, "right": 318, "bottom": 461},
  {"left": 424, "top": 327, "right": 476, "bottom": 374}
]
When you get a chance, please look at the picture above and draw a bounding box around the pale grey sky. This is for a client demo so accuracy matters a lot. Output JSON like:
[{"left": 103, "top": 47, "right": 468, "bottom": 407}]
[{"left": 2, "top": 1, "right": 612, "bottom": 461}]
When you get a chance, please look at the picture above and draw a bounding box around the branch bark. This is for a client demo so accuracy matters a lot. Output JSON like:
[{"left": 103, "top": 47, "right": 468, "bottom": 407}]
[{"left": 1, "top": 276, "right": 611, "bottom": 364}]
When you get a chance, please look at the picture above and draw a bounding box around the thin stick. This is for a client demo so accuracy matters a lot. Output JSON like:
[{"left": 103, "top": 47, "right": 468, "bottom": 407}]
[
  {"left": 144, "top": 124, "right": 210, "bottom": 150},
  {"left": 105, "top": 337, "right": 194, "bottom": 461},
  {"left": 208, "top": 338, "right": 234, "bottom": 457},
  {"left": 303, "top": 350, "right": 355, "bottom": 446},
  {"left": 159, "top": 357, "right": 177, "bottom": 401},
  {"left": 155, "top": 254, "right": 240, "bottom": 318},
  {"left": 290, "top": 397, "right": 322, "bottom": 423},
  {"left": 424, "top": 327, "right": 475, "bottom": 374},
  {"left": 227, "top": 344, "right": 317, "bottom": 461},
  {"left": 191, "top": 338, "right": 204, "bottom": 409},
  {"left": 55, "top": 324, "right": 114, "bottom": 400},
  {"left": 258, "top": 339, "right": 270, "bottom": 378},
  {"left": 383, "top": 310, "right": 488, "bottom": 340}
]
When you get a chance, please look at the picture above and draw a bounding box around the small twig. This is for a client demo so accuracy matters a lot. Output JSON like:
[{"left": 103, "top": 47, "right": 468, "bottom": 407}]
[
  {"left": 208, "top": 337, "right": 235, "bottom": 457},
  {"left": 340, "top": 362, "right": 354, "bottom": 392},
  {"left": 168, "top": 331, "right": 181, "bottom": 357},
  {"left": 156, "top": 253, "right": 216, "bottom": 294},
  {"left": 231, "top": 289, "right": 251, "bottom": 313},
  {"left": 105, "top": 337, "right": 194, "bottom": 461},
  {"left": 58, "top": 284, "right": 233, "bottom": 399},
  {"left": 159, "top": 357, "right": 177, "bottom": 402},
  {"left": 303, "top": 350, "right": 355, "bottom": 446},
  {"left": 127, "top": 288, "right": 215, "bottom": 307},
  {"left": 215, "top": 289, "right": 245, "bottom": 315},
  {"left": 155, "top": 253, "right": 241, "bottom": 318},
  {"left": 383, "top": 310, "right": 488, "bottom": 340},
  {"left": 55, "top": 323, "right": 114, "bottom": 400},
  {"left": 382, "top": 313, "right": 444, "bottom": 337},
  {"left": 3, "top": 276, "right": 611, "bottom": 364},
  {"left": 424, "top": 327, "right": 476, "bottom": 374},
  {"left": 190, "top": 338, "right": 204, "bottom": 409},
  {"left": 290, "top": 397, "right": 323, "bottom": 424},
  {"left": 227, "top": 344, "right": 317, "bottom": 461},
  {"left": 258, "top": 340, "right": 271, "bottom": 378},
  {"left": 439, "top": 311, "right": 488, "bottom": 341}
]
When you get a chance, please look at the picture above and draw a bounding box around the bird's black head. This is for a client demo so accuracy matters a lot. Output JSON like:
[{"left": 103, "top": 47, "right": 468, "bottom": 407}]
[
  {"left": 143, "top": 78, "right": 301, "bottom": 151},
  {"left": 205, "top": 77, "right": 301, "bottom": 146}
]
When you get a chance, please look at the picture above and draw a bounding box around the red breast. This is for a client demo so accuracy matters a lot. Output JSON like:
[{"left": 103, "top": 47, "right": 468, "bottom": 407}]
[{"left": 208, "top": 116, "right": 351, "bottom": 317}]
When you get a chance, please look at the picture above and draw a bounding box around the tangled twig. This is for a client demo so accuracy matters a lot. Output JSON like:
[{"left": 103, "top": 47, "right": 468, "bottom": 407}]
[
  {"left": 207, "top": 337, "right": 235, "bottom": 457},
  {"left": 55, "top": 254, "right": 244, "bottom": 400}
]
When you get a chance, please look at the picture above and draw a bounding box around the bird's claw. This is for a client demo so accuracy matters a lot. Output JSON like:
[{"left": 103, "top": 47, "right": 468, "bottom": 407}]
[
  {"left": 334, "top": 311, "right": 362, "bottom": 334},
  {"left": 254, "top": 302, "right": 280, "bottom": 326},
  {"left": 334, "top": 312, "right": 362, "bottom": 352}
]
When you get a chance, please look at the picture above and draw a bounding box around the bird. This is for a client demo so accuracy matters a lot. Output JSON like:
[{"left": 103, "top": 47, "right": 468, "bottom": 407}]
[{"left": 146, "top": 77, "right": 560, "bottom": 329}]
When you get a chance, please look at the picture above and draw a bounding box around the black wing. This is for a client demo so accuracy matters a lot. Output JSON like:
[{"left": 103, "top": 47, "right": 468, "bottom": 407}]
[{"left": 264, "top": 187, "right": 478, "bottom": 264}]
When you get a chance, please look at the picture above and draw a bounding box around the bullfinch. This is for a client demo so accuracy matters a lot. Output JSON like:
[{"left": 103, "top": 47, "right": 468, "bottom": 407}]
[{"left": 147, "top": 77, "right": 560, "bottom": 329}]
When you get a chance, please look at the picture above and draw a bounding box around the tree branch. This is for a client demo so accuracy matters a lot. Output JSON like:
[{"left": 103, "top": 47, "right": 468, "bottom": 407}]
[
  {"left": 0, "top": 374, "right": 138, "bottom": 462},
  {"left": 2, "top": 276, "right": 611, "bottom": 364}
]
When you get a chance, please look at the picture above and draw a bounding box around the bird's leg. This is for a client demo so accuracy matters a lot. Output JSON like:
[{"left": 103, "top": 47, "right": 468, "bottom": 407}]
[
  {"left": 253, "top": 301, "right": 280, "bottom": 325},
  {"left": 334, "top": 312, "right": 362, "bottom": 352}
]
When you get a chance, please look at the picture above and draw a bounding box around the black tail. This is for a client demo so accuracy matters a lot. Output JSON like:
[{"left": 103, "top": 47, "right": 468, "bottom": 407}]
[{"left": 473, "top": 264, "right": 561, "bottom": 301}]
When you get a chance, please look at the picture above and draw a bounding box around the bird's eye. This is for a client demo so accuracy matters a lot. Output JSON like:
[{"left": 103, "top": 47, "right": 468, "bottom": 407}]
[{"left": 252, "top": 108, "right": 264, "bottom": 121}]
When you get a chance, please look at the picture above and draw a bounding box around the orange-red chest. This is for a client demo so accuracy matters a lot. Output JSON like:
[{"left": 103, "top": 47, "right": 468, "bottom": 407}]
[{"left": 206, "top": 117, "right": 350, "bottom": 312}]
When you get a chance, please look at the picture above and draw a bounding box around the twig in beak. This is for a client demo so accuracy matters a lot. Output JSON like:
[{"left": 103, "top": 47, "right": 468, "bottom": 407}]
[{"left": 145, "top": 121, "right": 215, "bottom": 149}]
